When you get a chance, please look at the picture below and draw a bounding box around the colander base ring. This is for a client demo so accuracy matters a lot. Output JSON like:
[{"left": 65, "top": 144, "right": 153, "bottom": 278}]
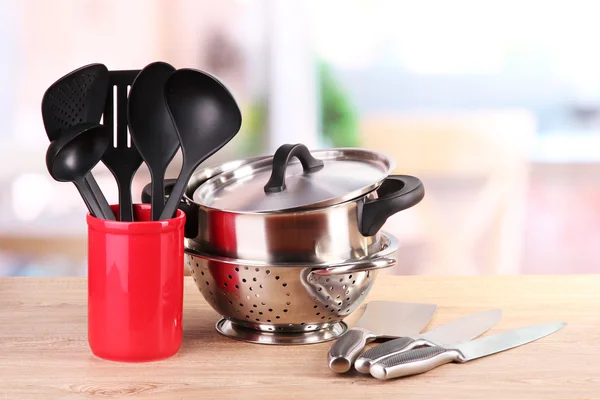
[{"left": 216, "top": 318, "right": 348, "bottom": 345}]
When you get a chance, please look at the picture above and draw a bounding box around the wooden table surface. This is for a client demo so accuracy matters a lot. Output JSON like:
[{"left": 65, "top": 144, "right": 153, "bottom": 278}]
[{"left": 0, "top": 275, "right": 598, "bottom": 399}]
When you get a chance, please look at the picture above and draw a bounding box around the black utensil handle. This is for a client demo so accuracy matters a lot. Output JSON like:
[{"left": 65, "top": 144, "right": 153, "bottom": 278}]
[
  {"left": 84, "top": 173, "right": 115, "bottom": 220},
  {"left": 73, "top": 177, "right": 104, "bottom": 218},
  {"left": 359, "top": 175, "right": 424, "bottom": 237},
  {"left": 142, "top": 179, "right": 198, "bottom": 237},
  {"left": 264, "top": 143, "right": 324, "bottom": 193},
  {"left": 159, "top": 161, "right": 196, "bottom": 222},
  {"left": 150, "top": 172, "right": 167, "bottom": 221},
  {"left": 117, "top": 178, "right": 135, "bottom": 222}
]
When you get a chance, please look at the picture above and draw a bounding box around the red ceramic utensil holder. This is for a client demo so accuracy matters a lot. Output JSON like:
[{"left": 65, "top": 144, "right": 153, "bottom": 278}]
[{"left": 87, "top": 204, "right": 185, "bottom": 362}]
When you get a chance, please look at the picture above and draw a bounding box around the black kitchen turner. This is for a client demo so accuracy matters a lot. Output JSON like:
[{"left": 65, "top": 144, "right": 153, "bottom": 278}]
[
  {"left": 159, "top": 68, "right": 242, "bottom": 220},
  {"left": 41, "top": 63, "right": 115, "bottom": 220},
  {"left": 101, "top": 70, "right": 143, "bottom": 221}
]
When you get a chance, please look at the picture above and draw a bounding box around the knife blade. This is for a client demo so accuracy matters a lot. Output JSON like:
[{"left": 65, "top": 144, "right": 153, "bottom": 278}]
[
  {"left": 354, "top": 309, "right": 502, "bottom": 373},
  {"left": 370, "top": 321, "right": 566, "bottom": 380},
  {"left": 328, "top": 301, "right": 437, "bottom": 373}
]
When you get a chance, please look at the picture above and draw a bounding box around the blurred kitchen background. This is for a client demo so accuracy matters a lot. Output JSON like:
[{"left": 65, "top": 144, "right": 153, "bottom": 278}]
[{"left": 1, "top": 0, "right": 599, "bottom": 276}]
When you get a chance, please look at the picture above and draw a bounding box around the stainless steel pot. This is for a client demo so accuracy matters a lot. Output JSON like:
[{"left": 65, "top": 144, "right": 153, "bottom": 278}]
[
  {"left": 185, "top": 231, "right": 398, "bottom": 343},
  {"left": 144, "top": 144, "right": 424, "bottom": 263}
]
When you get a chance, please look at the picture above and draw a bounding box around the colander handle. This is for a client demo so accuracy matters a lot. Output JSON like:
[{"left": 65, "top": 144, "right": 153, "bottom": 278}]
[{"left": 309, "top": 257, "right": 396, "bottom": 276}]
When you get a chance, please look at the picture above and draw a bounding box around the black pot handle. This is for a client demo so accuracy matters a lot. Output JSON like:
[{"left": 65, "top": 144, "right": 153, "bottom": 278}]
[
  {"left": 359, "top": 175, "right": 425, "bottom": 237},
  {"left": 141, "top": 180, "right": 199, "bottom": 238},
  {"left": 264, "top": 143, "right": 324, "bottom": 193}
]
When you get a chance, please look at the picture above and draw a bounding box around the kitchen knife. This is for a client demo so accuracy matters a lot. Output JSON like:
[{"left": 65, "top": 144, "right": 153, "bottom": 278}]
[
  {"left": 354, "top": 309, "right": 502, "bottom": 373},
  {"left": 328, "top": 301, "right": 437, "bottom": 373},
  {"left": 370, "top": 321, "right": 567, "bottom": 380}
]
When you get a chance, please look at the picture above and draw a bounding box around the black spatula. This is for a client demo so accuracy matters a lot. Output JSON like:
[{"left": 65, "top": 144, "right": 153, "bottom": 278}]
[{"left": 101, "top": 70, "right": 143, "bottom": 221}]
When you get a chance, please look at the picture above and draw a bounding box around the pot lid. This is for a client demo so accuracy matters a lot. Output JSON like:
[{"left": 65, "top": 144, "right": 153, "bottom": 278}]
[{"left": 192, "top": 144, "right": 395, "bottom": 213}]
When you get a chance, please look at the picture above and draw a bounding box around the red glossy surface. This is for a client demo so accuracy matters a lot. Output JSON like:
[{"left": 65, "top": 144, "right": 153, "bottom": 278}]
[{"left": 87, "top": 204, "right": 185, "bottom": 362}]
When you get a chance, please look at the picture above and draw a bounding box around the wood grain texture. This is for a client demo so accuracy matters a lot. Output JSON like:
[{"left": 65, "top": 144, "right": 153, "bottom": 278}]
[{"left": 0, "top": 276, "right": 599, "bottom": 400}]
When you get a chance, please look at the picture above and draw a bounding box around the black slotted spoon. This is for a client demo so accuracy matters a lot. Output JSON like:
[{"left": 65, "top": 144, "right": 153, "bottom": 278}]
[
  {"left": 101, "top": 70, "right": 143, "bottom": 222},
  {"left": 41, "top": 63, "right": 115, "bottom": 219}
]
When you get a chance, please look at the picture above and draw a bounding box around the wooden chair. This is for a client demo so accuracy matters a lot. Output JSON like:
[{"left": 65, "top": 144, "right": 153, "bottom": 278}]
[{"left": 360, "top": 110, "right": 536, "bottom": 275}]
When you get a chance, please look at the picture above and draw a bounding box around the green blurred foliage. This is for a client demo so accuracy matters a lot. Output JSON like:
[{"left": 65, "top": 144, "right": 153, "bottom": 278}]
[
  {"left": 236, "top": 60, "right": 359, "bottom": 154},
  {"left": 318, "top": 62, "right": 359, "bottom": 147}
]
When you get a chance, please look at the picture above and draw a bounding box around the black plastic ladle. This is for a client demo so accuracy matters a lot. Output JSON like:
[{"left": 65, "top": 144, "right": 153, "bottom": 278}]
[
  {"left": 128, "top": 62, "right": 179, "bottom": 220},
  {"left": 158, "top": 68, "right": 242, "bottom": 220},
  {"left": 46, "top": 123, "right": 112, "bottom": 218}
]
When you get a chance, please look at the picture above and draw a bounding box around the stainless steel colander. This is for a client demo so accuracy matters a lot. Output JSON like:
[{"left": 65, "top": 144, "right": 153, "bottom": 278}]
[{"left": 185, "top": 232, "right": 397, "bottom": 343}]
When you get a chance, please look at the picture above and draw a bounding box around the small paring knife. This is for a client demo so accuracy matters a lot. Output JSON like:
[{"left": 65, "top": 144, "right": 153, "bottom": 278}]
[
  {"left": 355, "top": 309, "right": 503, "bottom": 373},
  {"left": 328, "top": 301, "right": 437, "bottom": 373},
  {"left": 370, "top": 321, "right": 567, "bottom": 380}
]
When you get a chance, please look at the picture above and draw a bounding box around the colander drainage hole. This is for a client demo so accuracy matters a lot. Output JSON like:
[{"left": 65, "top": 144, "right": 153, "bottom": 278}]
[
  {"left": 300, "top": 323, "right": 305, "bottom": 326},
  {"left": 313, "top": 305, "right": 318, "bottom": 309},
  {"left": 255, "top": 319, "right": 260, "bottom": 322},
  {"left": 346, "top": 309, "right": 350, "bottom": 312},
  {"left": 246, "top": 296, "right": 250, "bottom": 300},
  {"left": 267, "top": 319, "right": 272, "bottom": 322},
  {"left": 342, "top": 285, "right": 346, "bottom": 289},
  {"left": 224, "top": 283, "right": 228, "bottom": 287},
  {"left": 193, "top": 277, "right": 197, "bottom": 282},
  {"left": 201, "top": 271, "right": 204, "bottom": 276},
  {"left": 250, "top": 310, "right": 254, "bottom": 313},
  {"left": 265, "top": 270, "right": 271, "bottom": 275},
  {"left": 235, "top": 267, "right": 239, "bottom": 272},
  {"left": 253, "top": 278, "right": 257, "bottom": 282},
  {"left": 268, "top": 308, "right": 273, "bottom": 312},
  {"left": 318, "top": 288, "right": 322, "bottom": 292},
  {"left": 253, "top": 304, "right": 257, "bottom": 308},
  {"left": 242, "top": 279, "right": 247, "bottom": 283},
  {"left": 321, "top": 316, "right": 326, "bottom": 319},
  {"left": 228, "top": 300, "right": 233, "bottom": 304},
  {"left": 255, "top": 268, "right": 259, "bottom": 272},
  {"left": 325, "top": 278, "right": 330, "bottom": 283},
  {"left": 275, "top": 316, "right": 280, "bottom": 319},
  {"left": 286, "top": 301, "right": 291, "bottom": 306},
  {"left": 228, "top": 275, "right": 232, "bottom": 279},
  {"left": 316, "top": 312, "right": 320, "bottom": 316},
  {"left": 255, "top": 294, "right": 260, "bottom": 298},
  {"left": 239, "top": 303, "right": 244, "bottom": 307},
  {"left": 259, "top": 312, "right": 263, "bottom": 315},
  {"left": 267, "top": 327, "right": 273, "bottom": 331},
  {"left": 282, "top": 283, "right": 287, "bottom": 287},
  {"left": 329, "top": 286, "right": 334, "bottom": 290},
  {"left": 261, "top": 302, "right": 267, "bottom": 306},
  {"left": 249, "top": 287, "right": 253, "bottom": 291},
  {"left": 336, "top": 295, "right": 341, "bottom": 299},
  {"left": 346, "top": 297, "right": 350, "bottom": 301},
  {"left": 235, "top": 285, "right": 239, "bottom": 289},
  {"left": 352, "top": 280, "right": 356, "bottom": 284},
  {"left": 349, "top": 275, "right": 352, "bottom": 279},
  {"left": 246, "top": 315, "right": 250, "bottom": 318},
  {"left": 275, "top": 276, "right": 280, "bottom": 280},
  {"left": 244, "top": 267, "right": 249, "bottom": 270},
  {"left": 324, "top": 305, "right": 329, "bottom": 308},
  {"left": 339, "top": 278, "right": 343, "bottom": 282},
  {"left": 283, "top": 309, "right": 288, "bottom": 313}
]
